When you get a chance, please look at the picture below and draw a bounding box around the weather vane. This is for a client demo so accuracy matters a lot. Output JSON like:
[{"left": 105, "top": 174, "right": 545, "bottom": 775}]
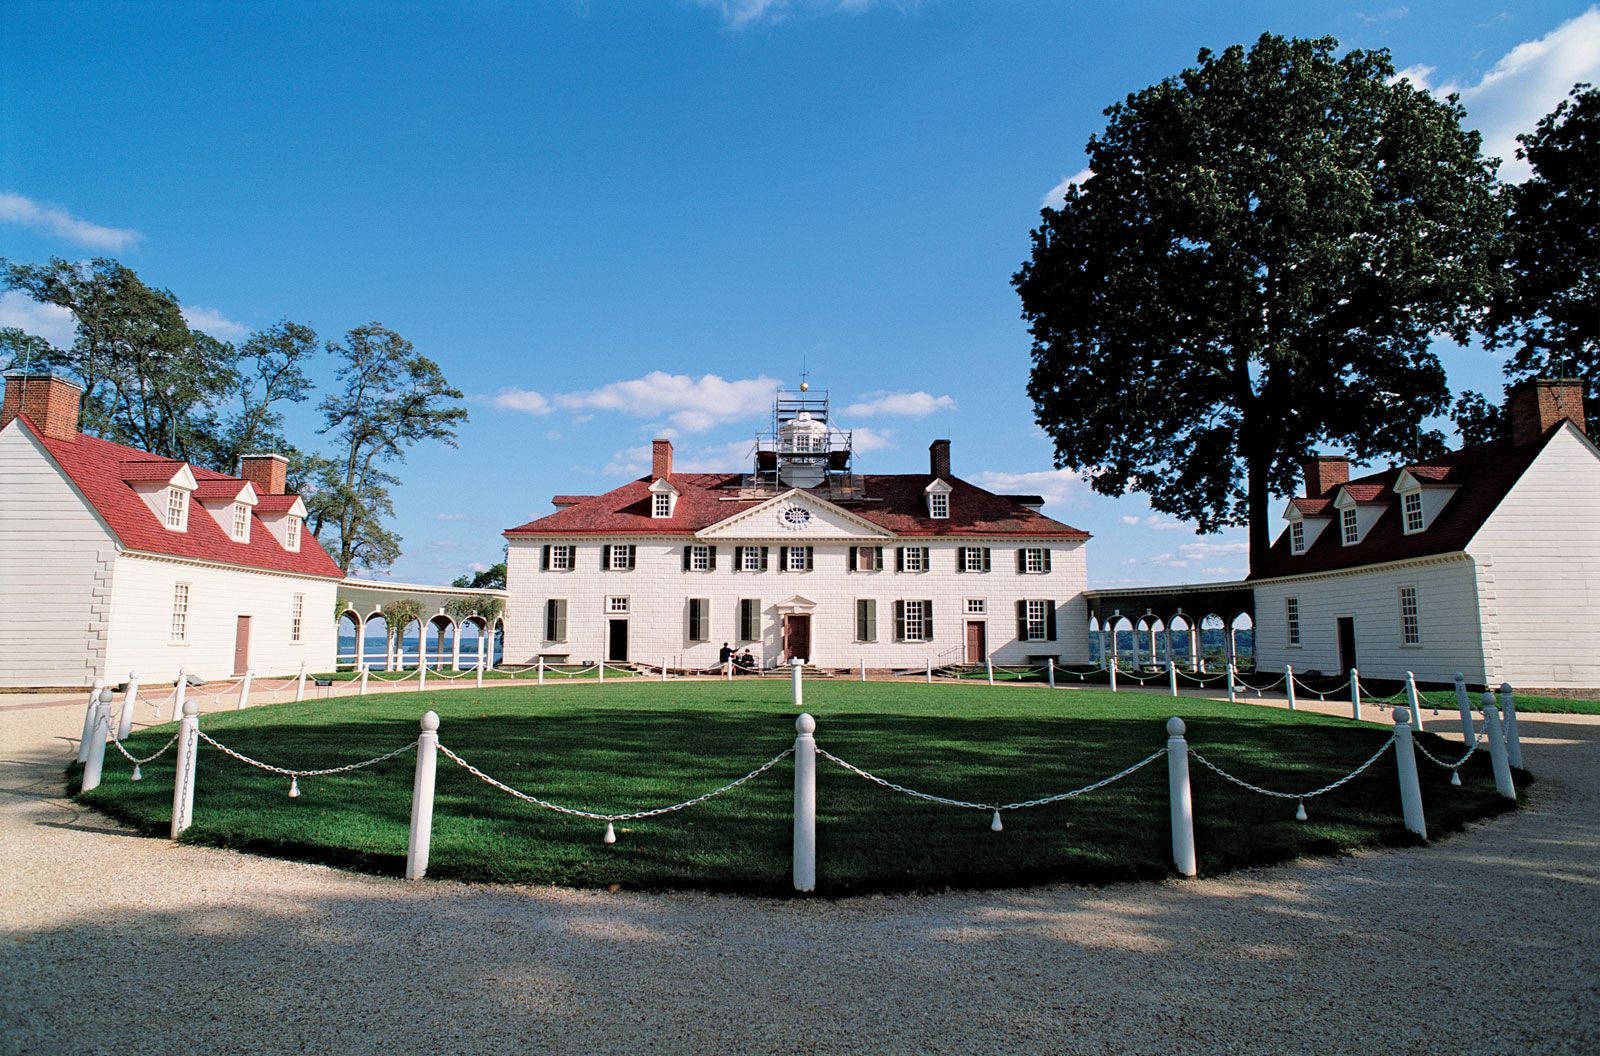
[{"left": 799, "top": 357, "right": 810, "bottom": 393}]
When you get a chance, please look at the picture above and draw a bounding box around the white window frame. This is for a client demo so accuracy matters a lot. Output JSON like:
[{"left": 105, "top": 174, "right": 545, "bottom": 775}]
[
  {"left": 652, "top": 493, "right": 672, "bottom": 519},
  {"left": 1285, "top": 596, "right": 1301, "bottom": 647},
  {"left": 231, "top": 502, "right": 250, "bottom": 542},
  {"left": 1024, "top": 599, "right": 1049, "bottom": 641},
  {"left": 1402, "top": 491, "right": 1424, "bottom": 534},
  {"left": 690, "top": 544, "right": 711, "bottom": 572},
  {"left": 903, "top": 600, "right": 927, "bottom": 642},
  {"left": 608, "top": 595, "right": 630, "bottom": 614},
  {"left": 170, "top": 582, "right": 190, "bottom": 643},
  {"left": 1399, "top": 585, "right": 1421, "bottom": 647},
  {"left": 929, "top": 492, "right": 949, "bottom": 519},
  {"left": 1289, "top": 520, "right": 1305, "bottom": 554},
  {"left": 787, "top": 545, "right": 807, "bottom": 572},
  {"left": 165, "top": 486, "right": 189, "bottom": 530},
  {"left": 855, "top": 547, "right": 878, "bottom": 572},
  {"left": 549, "top": 545, "right": 573, "bottom": 571},
  {"left": 291, "top": 593, "right": 304, "bottom": 643},
  {"left": 741, "top": 547, "right": 762, "bottom": 572},
  {"left": 902, "top": 547, "right": 925, "bottom": 573},
  {"left": 285, "top": 517, "right": 301, "bottom": 552},
  {"left": 1023, "top": 547, "right": 1046, "bottom": 574},
  {"left": 965, "top": 598, "right": 986, "bottom": 615},
  {"left": 962, "top": 547, "right": 985, "bottom": 573},
  {"left": 1341, "top": 507, "right": 1359, "bottom": 545},
  {"left": 608, "top": 546, "right": 633, "bottom": 571}
]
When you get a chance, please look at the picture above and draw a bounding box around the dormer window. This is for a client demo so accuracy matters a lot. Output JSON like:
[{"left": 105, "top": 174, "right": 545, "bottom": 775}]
[
  {"left": 285, "top": 517, "right": 301, "bottom": 552},
  {"left": 649, "top": 477, "right": 679, "bottom": 519},
  {"left": 1290, "top": 520, "right": 1306, "bottom": 554},
  {"left": 166, "top": 486, "right": 189, "bottom": 530},
  {"left": 929, "top": 492, "right": 949, "bottom": 519},
  {"left": 653, "top": 493, "right": 671, "bottom": 518},
  {"left": 1402, "top": 491, "right": 1424, "bottom": 534},
  {"left": 231, "top": 502, "right": 251, "bottom": 542},
  {"left": 1341, "top": 507, "right": 1359, "bottom": 545}
]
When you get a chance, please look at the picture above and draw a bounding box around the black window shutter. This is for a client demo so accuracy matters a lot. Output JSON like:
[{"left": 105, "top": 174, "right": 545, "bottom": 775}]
[
  {"left": 921, "top": 547, "right": 930, "bottom": 569},
  {"left": 683, "top": 545, "right": 692, "bottom": 571},
  {"left": 779, "top": 548, "right": 788, "bottom": 572},
  {"left": 1016, "top": 600, "right": 1028, "bottom": 641},
  {"left": 1043, "top": 549, "right": 1052, "bottom": 573},
  {"left": 805, "top": 546, "right": 814, "bottom": 570},
  {"left": 708, "top": 546, "right": 717, "bottom": 570},
  {"left": 923, "top": 600, "right": 933, "bottom": 640},
  {"left": 982, "top": 547, "right": 991, "bottom": 572},
  {"left": 1016, "top": 549, "right": 1026, "bottom": 573},
  {"left": 759, "top": 546, "right": 769, "bottom": 570},
  {"left": 849, "top": 545, "right": 858, "bottom": 571},
  {"left": 545, "top": 599, "right": 554, "bottom": 640},
  {"left": 602, "top": 544, "right": 612, "bottom": 569},
  {"left": 1046, "top": 601, "right": 1057, "bottom": 641},
  {"left": 874, "top": 546, "right": 883, "bottom": 569},
  {"left": 541, "top": 545, "right": 551, "bottom": 570},
  {"left": 896, "top": 547, "right": 905, "bottom": 572},
  {"left": 894, "top": 600, "right": 906, "bottom": 641},
  {"left": 733, "top": 545, "right": 743, "bottom": 569}
]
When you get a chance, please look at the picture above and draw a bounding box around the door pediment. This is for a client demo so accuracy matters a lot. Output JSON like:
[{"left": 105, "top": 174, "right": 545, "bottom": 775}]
[
  {"left": 775, "top": 594, "right": 817, "bottom": 612},
  {"left": 698, "top": 489, "right": 895, "bottom": 541}
]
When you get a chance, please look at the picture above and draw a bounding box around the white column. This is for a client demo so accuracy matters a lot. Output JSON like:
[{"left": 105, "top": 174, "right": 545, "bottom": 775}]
[
  {"left": 406, "top": 711, "right": 440, "bottom": 880},
  {"left": 793, "top": 713, "right": 817, "bottom": 893},
  {"left": 118, "top": 674, "right": 140, "bottom": 740},
  {"left": 1392, "top": 709, "right": 1427, "bottom": 839},
  {"left": 170, "top": 700, "right": 199, "bottom": 839},
  {"left": 451, "top": 624, "right": 462, "bottom": 671},
  {"left": 354, "top": 618, "right": 365, "bottom": 672},
  {"left": 1167, "top": 717, "right": 1196, "bottom": 877}
]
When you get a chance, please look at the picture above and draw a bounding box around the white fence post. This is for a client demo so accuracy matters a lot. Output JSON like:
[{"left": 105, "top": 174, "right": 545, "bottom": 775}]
[
  {"left": 360, "top": 663, "right": 370, "bottom": 695},
  {"left": 295, "top": 661, "right": 307, "bottom": 703},
  {"left": 1453, "top": 672, "right": 1474, "bottom": 743},
  {"left": 1109, "top": 662, "right": 1118, "bottom": 693},
  {"left": 170, "top": 700, "right": 199, "bottom": 839},
  {"left": 725, "top": 660, "right": 733, "bottom": 681},
  {"left": 1048, "top": 658, "right": 1056, "bottom": 689},
  {"left": 860, "top": 658, "right": 866, "bottom": 683},
  {"left": 1482, "top": 694, "right": 1516, "bottom": 800},
  {"left": 1225, "top": 663, "right": 1236, "bottom": 704},
  {"left": 1285, "top": 665, "right": 1296, "bottom": 711},
  {"left": 1350, "top": 668, "right": 1362, "bottom": 721},
  {"left": 418, "top": 661, "right": 428, "bottom": 693},
  {"left": 662, "top": 657, "right": 669, "bottom": 682},
  {"left": 171, "top": 670, "right": 188, "bottom": 722},
  {"left": 1405, "top": 671, "right": 1424, "bottom": 731},
  {"left": 81, "top": 689, "right": 112, "bottom": 792},
  {"left": 598, "top": 659, "right": 605, "bottom": 684},
  {"left": 986, "top": 659, "right": 994, "bottom": 686},
  {"left": 925, "top": 658, "right": 932, "bottom": 684},
  {"left": 1392, "top": 708, "right": 1427, "bottom": 839},
  {"left": 406, "top": 711, "right": 440, "bottom": 880},
  {"left": 1166, "top": 717, "right": 1196, "bottom": 877},
  {"left": 793, "top": 713, "right": 817, "bottom": 893},
  {"left": 78, "top": 679, "right": 106, "bottom": 762},
  {"left": 1167, "top": 659, "right": 1178, "bottom": 698},
  {"left": 475, "top": 658, "right": 484, "bottom": 689},
  {"left": 1499, "top": 682, "right": 1522, "bottom": 769},
  {"left": 238, "top": 670, "right": 252, "bottom": 710},
  {"left": 118, "top": 673, "right": 140, "bottom": 740},
  {"left": 791, "top": 657, "right": 804, "bottom": 710},
  {"left": 538, "top": 657, "right": 545, "bottom": 686}
]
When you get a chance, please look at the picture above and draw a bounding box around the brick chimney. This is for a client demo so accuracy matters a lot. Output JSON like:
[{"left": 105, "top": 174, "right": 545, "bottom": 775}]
[
  {"left": 238, "top": 452, "right": 288, "bottom": 495},
  {"left": 929, "top": 439, "right": 951, "bottom": 479},
  {"left": 1302, "top": 454, "right": 1349, "bottom": 498},
  {"left": 1506, "top": 378, "right": 1586, "bottom": 446},
  {"left": 651, "top": 438, "right": 673, "bottom": 479},
  {"left": 1, "top": 372, "right": 83, "bottom": 441}
]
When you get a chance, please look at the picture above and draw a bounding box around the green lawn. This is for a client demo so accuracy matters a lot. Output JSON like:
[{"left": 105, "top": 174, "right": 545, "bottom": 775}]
[{"left": 75, "top": 681, "right": 1521, "bottom": 895}]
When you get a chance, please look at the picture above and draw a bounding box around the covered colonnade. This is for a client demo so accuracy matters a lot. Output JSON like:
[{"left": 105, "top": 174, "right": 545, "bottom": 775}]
[
  {"left": 338, "top": 578, "right": 508, "bottom": 672},
  {"left": 1083, "top": 581, "right": 1255, "bottom": 671}
]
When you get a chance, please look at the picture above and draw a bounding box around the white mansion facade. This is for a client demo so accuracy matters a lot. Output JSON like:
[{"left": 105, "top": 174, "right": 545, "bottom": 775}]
[{"left": 504, "top": 390, "right": 1091, "bottom": 670}]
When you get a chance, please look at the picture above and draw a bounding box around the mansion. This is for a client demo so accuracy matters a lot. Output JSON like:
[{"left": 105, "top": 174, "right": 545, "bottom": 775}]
[{"left": 504, "top": 389, "right": 1092, "bottom": 670}]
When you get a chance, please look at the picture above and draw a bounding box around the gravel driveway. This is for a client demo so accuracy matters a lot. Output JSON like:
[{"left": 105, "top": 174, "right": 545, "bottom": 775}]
[{"left": 2, "top": 692, "right": 1597, "bottom": 1055}]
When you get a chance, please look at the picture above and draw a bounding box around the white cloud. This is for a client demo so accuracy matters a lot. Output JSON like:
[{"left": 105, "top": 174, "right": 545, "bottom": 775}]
[
  {"left": 1355, "top": 6, "right": 1410, "bottom": 24},
  {"left": 0, "top": 290, "right": 76, "bottom": 348},
  {"left": 557, "top": 371, "right": 779, "bottom": 433},
  {"left": 841, "top": 391, "right": 957, "bottom": 418},
  {"left": 1146, "top": 540, "right": 1250, "bottom": 570},
  {"left": 468, "top": 562, "right": 490, "bottom": 573},
  {"left": 1390, "top": 63, "right": 1436, "bottom": 87},
  {"left": 0, "top": 192, "right": 142, "bottom": 250},
  {"left": 694, "top": 0, "right": 900, "bottom": 30},
  {"left": 973, "top": 468, "right": 1086, "bottom": 508},
  {"left": 1119, "top": 513, "right": 1189, "bottom": 531},
  {"left": 493, "top": 387, "right": 554, "bottom": 415},
  {"left": 603, "top": 438, "right": 757, "bottom": 477},
  {"left": 181, "top": 306, "right": 249, "bottom": 341},
  {"left": 1414, "top": 7, "right": 1600, "bottom": 182},
  {"left": 1041, "top": 166, "right": 1094, "bottom": 208},
  {"left": 846, "top": 426, "right": 895, "bottom": 452},
  {"left": 435, "top": 513, "right": 465, "bottom": 522}
]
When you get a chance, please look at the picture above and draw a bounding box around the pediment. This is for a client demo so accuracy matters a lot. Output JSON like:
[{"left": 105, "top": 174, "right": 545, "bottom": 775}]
[
  {"left": 775, "top": 594, "right": 817, "bottom": 611},
  {"left": 697, "top": 489, "right": 895, "bottom": 541}
]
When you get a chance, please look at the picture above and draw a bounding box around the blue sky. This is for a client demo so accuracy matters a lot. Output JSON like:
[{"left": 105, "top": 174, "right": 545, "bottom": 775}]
[{"left": 4, "top": 1, "right": 1597, "bottom": 587}]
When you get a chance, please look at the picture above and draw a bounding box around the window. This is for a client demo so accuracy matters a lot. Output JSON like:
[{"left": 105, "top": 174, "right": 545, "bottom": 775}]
[
  {"left": 966, "top": 598, "right": 986, "bottom": 615},
  {"left": 285, "top": 517, "right": 301, "bottom": 551},
  {"left": 783, "top": 546, "right": 812, "bottom": 572},
  {"left": 1290, "top": 520, "right": 1305, "bottom": 554},
  {"left": 1403, "top": 492, "right": 1424, "bottom": 534},
  {"left": 544, "top": 544, "right": 573, "bottom": 571},
  {"left": 898, "top": 599, "right": 931, "bottom": 641},
  {"left": 1024, "top": 599, "right": 1049, "bottom": 641},
  {"left": 688, "top": 598, "right": 710, "bottom": 642},
  {"left": 1341, "top": 508, "right": 1359, "bottom": 545},
  {"left": 961, "top": 547, "right": 990, "bottom": 573},
  {"left": 1285, "top": 596, "right": 1300, "bottom": 646},
  {"left": 608, "top": 596, "right": 629, "bottom": 614},
  {"left": 1399, "top": 586, "right": 1421, "bottom": 646},
  {"left": 165, "top": 486, "right": 188, "bottom": 530},
  {"left": 898, "top": 546, "right": 928, "bottom": 573},
  {"left": 170, "top": 582, "right": 190, "bottom": 642},
  {"left": 850, "top": 546, "right": 880, "bottom": 572},
  {"left": 605, "top": 545, "right": 635, "bottom": 571},
  {"left": 290, "top": 593, "right": 304, "bottom": 642},
  {"left": 929, "top": 492, "right": 949, "bottom": 519},
  {"left": 545, "top": 599, "right": 568, "bottom": 642},
  {"left": 688, "top": 545, "right": 711, "bottom": 571},
  {"left": 230, "top": 502, "right": 250, "bottom": 542},
  {"left": 739, "top": 599, "right": 761, "bottom": 642},
  {"left": 1019, "top": 547, "right": 1050, "bottom": 574},
  {"left": 738, "top": 546, "right": 766, "bottom": 572},
  {"left": 855, "top": 599, "right": 877, "bottom": 642},
  {"left": 653, "top": 493, "right": 672, "bottom": 518}
]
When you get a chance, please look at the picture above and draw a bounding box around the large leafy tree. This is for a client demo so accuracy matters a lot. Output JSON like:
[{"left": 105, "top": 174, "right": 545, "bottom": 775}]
[
  {"left": 1457, "top": 83, "right": 1599, "bottom": 441},
  {"left": 1015, "top": 35, "right": 1502, "bottom": 571},
  {"left": 307, "top": 323, "right": 468, "bottom": 572}
]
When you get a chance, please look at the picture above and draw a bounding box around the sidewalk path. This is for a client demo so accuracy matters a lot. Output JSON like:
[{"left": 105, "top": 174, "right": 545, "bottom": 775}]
[{"left": 2, "top": 691, "right": 1596, "bottom": 1055}]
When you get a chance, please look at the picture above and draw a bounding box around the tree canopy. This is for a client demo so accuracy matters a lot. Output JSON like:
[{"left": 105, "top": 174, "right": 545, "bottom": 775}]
[{"left": 1015, "top": 34, "right": 1502, "bottom": 571}]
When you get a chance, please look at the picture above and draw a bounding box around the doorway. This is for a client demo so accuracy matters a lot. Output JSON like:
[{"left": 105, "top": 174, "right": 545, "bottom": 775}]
[
  {"left": 607, "top": 619, "right": 629, "bottom": 663},
  {"left": 1336, "top": 616, "right": 1357, "bottom": 674},
  {"left": 965, "top": 620, "right": 987, "bottom": 664},
  {"left": 783, "top": 614, "right": 812, "bottom": 663},
  {"left": 233, "top": 615, "right": 252, "bottom": 676}
]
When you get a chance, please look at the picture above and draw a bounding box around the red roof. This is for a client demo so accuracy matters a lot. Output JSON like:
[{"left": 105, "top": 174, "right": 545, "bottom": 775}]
[
  {"left": 15, "top": 416, "right": 344, "bottom": 580},
  {"left": 506, "top": 473, "right": 1089, "bottom": 539},
  {"left": 1252, "top": 429, "right": 1563, "bottom": 580}
]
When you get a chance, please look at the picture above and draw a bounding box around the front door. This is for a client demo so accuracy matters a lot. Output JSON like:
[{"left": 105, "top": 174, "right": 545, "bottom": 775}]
[
  {"left": 965, "top": 620, "right": 987, "bottom": 664},
  {"left": 1336, "top": 616, "right": 1357, "bottom": 674},
  {"left": 784, "top": 614, "right": 811, "bottom": 663},
  {"left": 233, "top": 615, "right": 252, "bottom": 676},
  {"left": 607, "top": 619, "right": 629, "bottom": 663}
]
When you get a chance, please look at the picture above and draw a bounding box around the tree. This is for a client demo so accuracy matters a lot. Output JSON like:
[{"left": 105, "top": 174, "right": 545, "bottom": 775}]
[
  {"left": 309, "top": 323, "right": 468, "bottom": 572},
  {"left": 452, "top": 561, "right": 506, "bottom": 590},
  {"left": 201, "top": 320, "right": 319, "bottom": 474},
  {"left": 1014, "top": 35, "right": 1502, "bottom": 571},
  {"left": 1475, "top": 83, "right": 1600, "bottom": 436}
]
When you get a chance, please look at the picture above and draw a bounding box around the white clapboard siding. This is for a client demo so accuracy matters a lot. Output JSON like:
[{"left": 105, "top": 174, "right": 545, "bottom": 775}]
[
  {"left": 1467, "top": 425, "right": 1600, "bottom": 688},
  {"left": 0, "top": 425, "right": 119, "bottom": 687},
  {"left": 506, "top": 537, "right": 1090, "bottom": 668}
]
